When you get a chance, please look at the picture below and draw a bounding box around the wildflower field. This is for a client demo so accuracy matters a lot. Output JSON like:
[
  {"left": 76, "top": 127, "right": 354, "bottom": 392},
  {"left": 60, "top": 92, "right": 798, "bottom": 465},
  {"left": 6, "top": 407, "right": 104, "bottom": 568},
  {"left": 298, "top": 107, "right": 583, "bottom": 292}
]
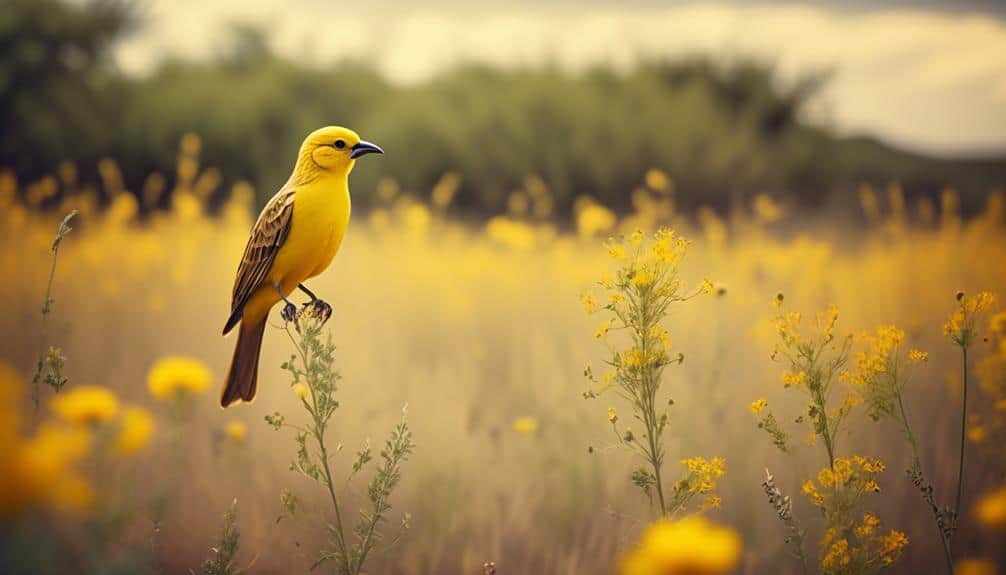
[{"left": 2, "top": 143, "right": 1005, "bottom": 575}]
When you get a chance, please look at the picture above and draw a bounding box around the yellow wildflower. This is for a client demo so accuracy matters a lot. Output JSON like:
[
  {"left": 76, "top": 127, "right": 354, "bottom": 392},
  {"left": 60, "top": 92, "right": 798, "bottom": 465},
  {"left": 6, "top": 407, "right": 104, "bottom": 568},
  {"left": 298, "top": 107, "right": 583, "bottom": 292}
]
[
  {"left": 629, "top": 228, "right": 645, "bottom": 247},
  {"left": 749, "top": 398, "right": 767, "bottom": 415},
  {"left": 781, "top": 370, "right": 807, "bottom": 388},
  {"left": 908, "top": 349, "right": 929, "bottom": 363},
  {"left": 878, "top": 530, "right": 908, "bottom": 565},
  {"left": 51, "top": 385, "right": 119, "bottom": 425},
  {"left": 802, "top": 480, "right": 824, "bottom": 508},
  {"left": 114, "top": 406, "right": 154, "bottom": 454},
  {"left": 620, "top": 516, "right": 742, "bottom": 575},
  {"left": 854, "top": 513, "right": 880, "bottom": 538},
  {"left": 622, "top": 349, "right": 646, "bottom": 369},
  {"left": 945, "top": 290, "right": 997, "bottom": 347},
  {"left": 147, "top": 356, "right": 212, "bottom": 400},
  {"left": 969, "top": 424, "right": 987, "bottom": 444},
  {"left": 2, "top": 422, "right": 93, "bottom": 516},
  {"left": 956, "top": 559, "right": 999, "bottom": 575},
  {"left": 865, "top": 480, "right": 881, "bottom": 493},
  {"left": 595, "top": 319, "right": 612, "bottom": 339},
  {"left": 294, "top": 383, "right": 310, "bottom": 400},
  {"left": 608, "top": 407, "right": 618, "bottom": 424},
  {"left": 225, "top": 420, "right": 247, "bottom": 443},
  {"left": 632, "top": 269, "right": 655, "bottom": 288},
  {"left": 700, "top": 279, "right": 715, "bottom": 295},
  {"left": 581, "top": 291, "right": 599, "bottom": 315},
  {"left": 975, "top": 485, "right": 1006, "bottom": 530},
  {"left": 513, "top": 416, "right": 538, "bottom": 435},
  {"left": 821, "top": 537, "right": 850, "bottom": 570},
  {"left": 699, "top": 495, "right": 722, "bottom": 511},
  {"left": 607, "top": 239, "right": 628, "bottom": 261},
  {"left": 645, "top": 169, "right": 670, "bottom": 193}
]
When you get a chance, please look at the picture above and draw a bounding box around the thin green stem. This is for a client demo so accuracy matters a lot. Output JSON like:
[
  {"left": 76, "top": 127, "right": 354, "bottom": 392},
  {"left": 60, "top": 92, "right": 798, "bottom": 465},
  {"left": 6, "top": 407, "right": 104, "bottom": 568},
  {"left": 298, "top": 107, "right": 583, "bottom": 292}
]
[
  {"left": 316, "top": 428, "right": 351, "bottom": 575},
  {"left": 897, "top": 393, "right": 954, "bottom": 574},
  {"left": 952, "top": 345, "right": 968, "bottom": 548},
  {"left": 31, "top": 236, "right": 61, "bottom": 408}
]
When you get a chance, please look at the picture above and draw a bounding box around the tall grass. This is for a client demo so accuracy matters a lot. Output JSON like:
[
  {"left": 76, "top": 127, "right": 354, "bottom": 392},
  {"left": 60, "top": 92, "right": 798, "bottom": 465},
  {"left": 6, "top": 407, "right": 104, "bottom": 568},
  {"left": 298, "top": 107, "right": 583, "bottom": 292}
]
[{"left": 1, "top": 153, "right": 1005, "bottom": 573}]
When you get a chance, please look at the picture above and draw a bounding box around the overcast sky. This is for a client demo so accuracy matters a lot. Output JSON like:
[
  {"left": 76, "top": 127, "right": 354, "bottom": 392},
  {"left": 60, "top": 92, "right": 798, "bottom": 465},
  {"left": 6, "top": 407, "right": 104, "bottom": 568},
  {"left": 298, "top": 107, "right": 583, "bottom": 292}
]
[{"left": 113, "top": 1, "right": 1006, "bottom": 157}]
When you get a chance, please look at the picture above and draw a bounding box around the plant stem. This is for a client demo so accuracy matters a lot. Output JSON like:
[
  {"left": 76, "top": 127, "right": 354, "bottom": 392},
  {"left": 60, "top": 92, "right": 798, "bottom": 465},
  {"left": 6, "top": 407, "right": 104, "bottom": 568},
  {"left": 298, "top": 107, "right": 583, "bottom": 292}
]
[
  {"left": 953, "top": 345, "right": 968, "bottom": 548},
  {"left": 31, "top": 235, "right": 62, "bottom": 408},
  {"left": 644, "top": 402, "right": 667, "bottom": 515},
  {"left": 317, "top": 428, "right": 351, "bottom": 575},
  {"left": 897, "top": 393, "right": 954, "bottom": 574}
]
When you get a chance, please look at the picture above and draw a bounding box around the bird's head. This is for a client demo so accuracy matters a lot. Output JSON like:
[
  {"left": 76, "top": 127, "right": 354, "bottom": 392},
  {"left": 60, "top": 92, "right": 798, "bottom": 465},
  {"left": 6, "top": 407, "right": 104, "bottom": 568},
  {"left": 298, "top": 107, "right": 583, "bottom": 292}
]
[{"left": 296, "top": 126, "right": 383, "bottom": 178}]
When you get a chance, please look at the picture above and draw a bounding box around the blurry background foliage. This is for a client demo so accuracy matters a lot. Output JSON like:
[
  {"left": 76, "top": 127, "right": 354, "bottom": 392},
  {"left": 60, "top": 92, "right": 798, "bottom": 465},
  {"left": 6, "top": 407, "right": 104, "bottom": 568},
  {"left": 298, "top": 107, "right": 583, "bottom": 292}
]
[{"left": 2, "top": 0, "right": 1003, "bottom": 219}]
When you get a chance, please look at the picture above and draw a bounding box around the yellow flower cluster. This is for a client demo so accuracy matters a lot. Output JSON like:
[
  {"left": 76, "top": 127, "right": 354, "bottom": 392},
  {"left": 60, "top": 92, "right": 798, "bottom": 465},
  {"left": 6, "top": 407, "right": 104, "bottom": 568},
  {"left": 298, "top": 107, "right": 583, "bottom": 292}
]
[
  {"left": 50, "top": 384, "right": 119, "bottom": 425},
  {"left": 674, "top": 457, "right": 726, "bottom": 510},
  {"left": 802, "top": 456, "right": 887, "bottom": 513},
  {"left": 749, "top": 398, "right": 767, "bottom": 415},
  {"left": 846, "top": 326, "right": 904, "bottom": 388},
  {"left": 944, "top": 291, "right": 997, "bottom": 348},
  {"left": 781, "top": 370, "right": 807, "bottom": 388},
  {"left": 620, "top": 515, "right": 742, "bottom": 575},
  {"left": 147, "top": 356, "right": 212, "bottom": 400},
  {"left": 0, "top": 362, "right": 155, "bottom": 518},
  {"left": 820, "top": 516, "right": 908, "bottom": 574}
]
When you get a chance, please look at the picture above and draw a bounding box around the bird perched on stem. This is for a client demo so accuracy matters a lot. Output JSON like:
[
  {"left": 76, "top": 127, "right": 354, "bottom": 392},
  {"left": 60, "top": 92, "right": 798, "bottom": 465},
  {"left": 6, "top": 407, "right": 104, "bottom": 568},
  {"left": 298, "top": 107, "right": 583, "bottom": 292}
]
[{"left": 220, "top": 126, "right": 383, "bottom": 407}]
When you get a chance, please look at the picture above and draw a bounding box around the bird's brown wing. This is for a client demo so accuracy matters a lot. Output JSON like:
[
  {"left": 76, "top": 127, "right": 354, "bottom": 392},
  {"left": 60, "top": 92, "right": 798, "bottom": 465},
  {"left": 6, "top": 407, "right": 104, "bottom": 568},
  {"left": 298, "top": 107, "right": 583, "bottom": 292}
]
[{"left": 222, "top": 186, "right": 296, "bottom": 334}]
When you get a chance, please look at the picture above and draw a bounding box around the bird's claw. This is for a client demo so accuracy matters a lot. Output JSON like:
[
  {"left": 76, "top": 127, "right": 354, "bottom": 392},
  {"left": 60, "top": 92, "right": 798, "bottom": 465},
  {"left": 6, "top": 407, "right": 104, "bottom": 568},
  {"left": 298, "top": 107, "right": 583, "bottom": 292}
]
[
  {"left": 281, "top": 301, "right": 299, "bottom": 324},
  {"left": 303, "top": 299, "right": 333, "bottom": 325}
]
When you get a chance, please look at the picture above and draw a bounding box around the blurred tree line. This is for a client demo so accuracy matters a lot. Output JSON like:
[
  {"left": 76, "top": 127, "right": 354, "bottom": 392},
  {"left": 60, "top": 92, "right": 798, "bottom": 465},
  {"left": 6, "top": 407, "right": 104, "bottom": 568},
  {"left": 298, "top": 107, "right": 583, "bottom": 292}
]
[{"left": 2, "top": 0, "right": 1003, "bottom": 217}]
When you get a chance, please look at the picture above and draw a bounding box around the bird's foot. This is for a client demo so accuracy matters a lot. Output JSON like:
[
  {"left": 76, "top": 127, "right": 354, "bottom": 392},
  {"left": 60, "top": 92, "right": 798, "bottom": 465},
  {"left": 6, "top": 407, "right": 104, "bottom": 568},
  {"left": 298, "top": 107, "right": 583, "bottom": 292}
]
[
  {"left": 303, "top": 299, "right": 333, "bottom": 325},
  {"left": 281, "top": 301, "right": 299, "bottom": 325}
]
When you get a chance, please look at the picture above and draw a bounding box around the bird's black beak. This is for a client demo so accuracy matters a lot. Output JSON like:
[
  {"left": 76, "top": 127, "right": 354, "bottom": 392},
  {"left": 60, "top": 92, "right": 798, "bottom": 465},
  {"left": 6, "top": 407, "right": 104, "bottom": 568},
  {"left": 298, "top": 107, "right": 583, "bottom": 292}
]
[{"left": 349, "top": 140, "right": 384, "bottom": 159}]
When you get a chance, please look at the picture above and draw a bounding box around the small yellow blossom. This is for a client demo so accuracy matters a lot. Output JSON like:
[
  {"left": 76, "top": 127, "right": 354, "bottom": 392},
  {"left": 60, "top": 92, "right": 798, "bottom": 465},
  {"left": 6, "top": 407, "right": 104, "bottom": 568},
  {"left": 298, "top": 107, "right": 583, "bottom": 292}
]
[
  {"left": 700, "top": 279, "right": 715, "bottom": 295},
  {"left": 225, "top": 420, "right": 247, "bottom": 443},
  {"left": 620, "top": 516, "right": 742, "bottom": 575},
  {"left": 114, "top": 406, "right": 154, "bottom": 454},
  {"left": 629, "top": 228, "right": 645, "bottom": 247},
  {"left": 147, "top": 356, "right": 212, "bottom": 400},
  {"left": 781, "top": 370, "right": 807, "bottom": 388},
  {"left": 865, "top": 480, "right": 881, "bottom": 493},
  {"left": 975, "top": 485, "right": 1006, "bottom": 530},
  {"left": 878, "top": 530, "right": 909, "bottom": 565},
  {"left": 513, "top": 416, "right": 539, "bottom": 435},
  {"left": 608, "top": 407, "right": 618, "bottom": 424},
  {"left": 968, "top": 424, "right": 987, "bottom": 444},
  {"left": 294, "top": 383, "right": 310, "bottom": 400},
  {"left": 749, "top": 398, "right": 767, "bottom": 415},
  {"left": 821, "top": 537, "right": 850, "bottom": 570},
  {"left": 51, "top": 385, "right": 119, "bottom": 425},
  {"left": 632, "top": 269, "right": 655, "bottom": 288},
  {"left": 606, "top": 239, "right": 628, "bottom": 261},
  {"left": 699, "top": 495, "right": 722, "bottom": 511},
  {"left": 908, "top": 349, "right": 929, "bottom": 363},
  {"left": 854, "top": 513, "right": 880, "bottom": 538},
  {"left": 802, "top": 480, "right": 824, "bottom": 508},
  {"left": 956, "top": 559, "right": 999, "bottom": 575},
  {"left": 595, "top": 319, "right": 612, "bottom": 339},
  {"left": 581, "top": 291, "right": 599, "bottom": 315}
]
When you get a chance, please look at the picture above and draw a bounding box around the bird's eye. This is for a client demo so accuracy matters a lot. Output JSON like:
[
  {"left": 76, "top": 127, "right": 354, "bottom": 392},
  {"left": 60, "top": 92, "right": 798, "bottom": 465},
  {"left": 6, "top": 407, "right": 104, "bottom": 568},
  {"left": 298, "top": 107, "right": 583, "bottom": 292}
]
[{"left": 333, "top": 140, "right": 346, "bottom": 149}]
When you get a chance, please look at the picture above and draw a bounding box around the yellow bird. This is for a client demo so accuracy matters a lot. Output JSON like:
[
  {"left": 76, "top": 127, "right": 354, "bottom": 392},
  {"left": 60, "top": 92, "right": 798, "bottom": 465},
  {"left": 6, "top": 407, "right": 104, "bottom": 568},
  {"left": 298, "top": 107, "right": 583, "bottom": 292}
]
[{"left": 220, "top": 126, "right": 383, "bottom": 407}]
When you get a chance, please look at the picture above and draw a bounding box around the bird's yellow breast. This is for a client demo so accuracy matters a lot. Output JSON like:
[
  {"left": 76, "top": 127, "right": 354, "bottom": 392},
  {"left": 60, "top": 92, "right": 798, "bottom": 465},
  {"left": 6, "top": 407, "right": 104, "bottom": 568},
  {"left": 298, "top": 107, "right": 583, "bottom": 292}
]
[{"left": 268, "top": 176, "right": 351, "bottom": 294}]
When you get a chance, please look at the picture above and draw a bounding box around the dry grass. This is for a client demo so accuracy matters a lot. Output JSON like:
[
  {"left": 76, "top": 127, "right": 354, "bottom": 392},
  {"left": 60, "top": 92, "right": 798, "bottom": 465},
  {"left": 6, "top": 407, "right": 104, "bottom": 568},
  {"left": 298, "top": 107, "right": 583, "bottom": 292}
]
[{"left": 1, "top": 162, "right": 1005, "bottom": 573}]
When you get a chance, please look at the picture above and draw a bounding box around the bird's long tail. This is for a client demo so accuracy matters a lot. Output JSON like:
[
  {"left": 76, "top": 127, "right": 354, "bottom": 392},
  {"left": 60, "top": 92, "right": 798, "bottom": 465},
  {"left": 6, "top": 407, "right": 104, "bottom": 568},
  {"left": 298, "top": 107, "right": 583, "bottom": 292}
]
[{"left": 221, "top": 318, "right": 266, "bottom": 407}]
